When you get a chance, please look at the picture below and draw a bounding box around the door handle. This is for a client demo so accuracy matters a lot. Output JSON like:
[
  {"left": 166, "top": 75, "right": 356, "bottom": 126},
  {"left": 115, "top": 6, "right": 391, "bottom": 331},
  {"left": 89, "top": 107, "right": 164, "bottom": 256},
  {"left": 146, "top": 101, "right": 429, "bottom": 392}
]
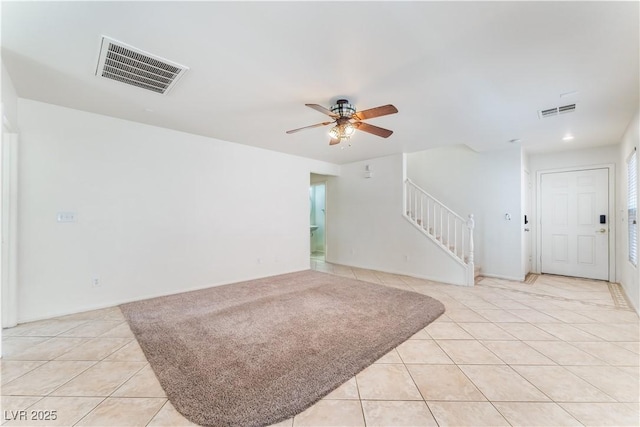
[{"left": 596, "top": 228, "right": 607, "bottom": 233}]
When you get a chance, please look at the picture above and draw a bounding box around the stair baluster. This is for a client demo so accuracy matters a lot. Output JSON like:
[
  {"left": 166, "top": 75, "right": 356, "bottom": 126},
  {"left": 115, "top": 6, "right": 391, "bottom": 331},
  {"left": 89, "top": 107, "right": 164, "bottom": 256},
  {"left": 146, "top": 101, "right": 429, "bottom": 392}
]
[{"left": 403, "top": 178, "right": 476, "bottom": 286}]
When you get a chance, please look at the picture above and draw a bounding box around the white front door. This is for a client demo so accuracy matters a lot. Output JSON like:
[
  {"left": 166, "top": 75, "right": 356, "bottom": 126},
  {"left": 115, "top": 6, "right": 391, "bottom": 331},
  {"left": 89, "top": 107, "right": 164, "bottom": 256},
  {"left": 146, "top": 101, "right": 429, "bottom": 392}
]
[{"left": 540, "top": 168, "right": 609, "bottom": 280}]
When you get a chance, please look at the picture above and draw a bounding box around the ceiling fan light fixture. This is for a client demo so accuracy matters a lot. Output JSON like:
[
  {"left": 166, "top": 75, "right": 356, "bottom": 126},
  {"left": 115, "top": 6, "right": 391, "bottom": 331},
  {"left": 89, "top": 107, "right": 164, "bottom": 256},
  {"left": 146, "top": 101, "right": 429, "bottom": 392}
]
[
  {"left": 329, "top": 126, "right": 340, "bottom": 139},
  {"left": 287, "top": 99, "right": 398, "bottom": 145},
  {"left": 343, "top": 122, "right": 355, "bottom": 136},
  {"left": 329, "top": 123, "right": 355, "bottom": 141},
  {"left": 330, "top": 99, "right": 356, "bottom": 118}
]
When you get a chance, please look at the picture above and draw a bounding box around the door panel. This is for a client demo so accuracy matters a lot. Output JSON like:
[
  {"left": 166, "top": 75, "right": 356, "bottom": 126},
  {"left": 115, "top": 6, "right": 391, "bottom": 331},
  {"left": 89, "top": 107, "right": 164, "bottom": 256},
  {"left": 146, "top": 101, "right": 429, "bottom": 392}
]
[
  {"left": 541, "top": 168, "right": 608, "bottom": 280},
  {"left": 553, "top": 194, "right": 568, "bottom": 225},
  {"left": 577, "top": 235, "right": 595, "bottom": 264},
  {"left": 552, "top": 234, "right": 568, "bottom": 262},
  {"left": 577, "top": 193, "right": 595, "bottom": 225}
]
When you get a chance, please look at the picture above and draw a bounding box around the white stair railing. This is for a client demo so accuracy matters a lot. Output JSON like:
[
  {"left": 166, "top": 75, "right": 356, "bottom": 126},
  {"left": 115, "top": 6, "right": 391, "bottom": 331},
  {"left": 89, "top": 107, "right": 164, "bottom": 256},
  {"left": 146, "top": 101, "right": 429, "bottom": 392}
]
[{"left": 404, "top": 178, "right": 475, "bottom": 286}]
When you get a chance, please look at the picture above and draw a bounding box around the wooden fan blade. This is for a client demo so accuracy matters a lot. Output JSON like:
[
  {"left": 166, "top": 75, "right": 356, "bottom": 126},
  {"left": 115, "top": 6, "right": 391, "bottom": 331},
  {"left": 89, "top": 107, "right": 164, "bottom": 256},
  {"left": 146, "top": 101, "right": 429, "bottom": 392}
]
[
  {"left": 353, "top": 122, "right": 394, "bottom": 138},
  {"left": 306, "top": 104, "right": 338, "bottom": 118},
  {"left": 286, "top": 121, "right": 333, "bottom": 134},
  {"left": 329, "top": 138, "right": 340, "bottom": 145},
  {"left": 353, "top": 104, "right": 398, "bottom": 121}
]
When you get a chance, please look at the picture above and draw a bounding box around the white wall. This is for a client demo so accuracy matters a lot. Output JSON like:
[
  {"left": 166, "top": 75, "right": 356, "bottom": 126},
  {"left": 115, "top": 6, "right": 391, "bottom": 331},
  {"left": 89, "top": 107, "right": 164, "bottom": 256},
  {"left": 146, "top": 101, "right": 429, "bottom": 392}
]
[
  {"left": 528, "top": 145, "right": 619, "bottom": 278},
  {"left": 407, "top": 145, "right": 524, "bottom": 280},
  {"left": 0, "top": 61, "right": 20, "bottom": 354},
  {"left": 326, "top": 154, "right": 466, "bottom": 285},
  {"left": 17, "top": 99, "right": 339, "bottom": 322},
  {"left": 616, "top": 112, "right": 639, "bottom": 313},
  {"left": 1, "top": 62, "right": 18, "bottom": 129},
  {"left": 529, "top": 145, "right": 619, "bottom": 174}
]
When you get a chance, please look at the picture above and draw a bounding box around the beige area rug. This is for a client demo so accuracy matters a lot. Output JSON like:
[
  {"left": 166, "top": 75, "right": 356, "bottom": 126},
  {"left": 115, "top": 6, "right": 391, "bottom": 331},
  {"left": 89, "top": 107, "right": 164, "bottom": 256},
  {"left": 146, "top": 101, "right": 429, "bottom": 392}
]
[{"left": 120, "top": 270, "right": 444, "bottom": 427}]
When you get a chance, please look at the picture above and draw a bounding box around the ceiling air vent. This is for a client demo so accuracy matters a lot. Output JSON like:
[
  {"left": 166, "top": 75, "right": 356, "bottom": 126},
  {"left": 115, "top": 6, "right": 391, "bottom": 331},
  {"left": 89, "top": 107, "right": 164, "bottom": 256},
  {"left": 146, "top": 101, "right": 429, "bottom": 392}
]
[
  {"left": 558, "top": 104, "right": 576, "bottom": 114},
  {"left": 537, "top": 103, "right": 576, "bottom": 119},
  {"left": 95, "top": 36, "right": 189, "bottom": 95}
]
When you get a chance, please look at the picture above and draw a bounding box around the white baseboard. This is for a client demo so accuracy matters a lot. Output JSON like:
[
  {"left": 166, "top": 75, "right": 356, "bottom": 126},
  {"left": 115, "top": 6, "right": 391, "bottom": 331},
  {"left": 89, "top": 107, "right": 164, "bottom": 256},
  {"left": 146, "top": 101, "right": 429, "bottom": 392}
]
[
  {"left": 324, "top": 259, "right": 468, "bottom": 287},
  {"left": 478, "top": 272, "right": 526, "bottom": 282},
  {"left": 13, "top": 268, "right": 309, "bottom": 325},
  {"left": 619, "top": 281, "right": 639, "bottom": 315}
]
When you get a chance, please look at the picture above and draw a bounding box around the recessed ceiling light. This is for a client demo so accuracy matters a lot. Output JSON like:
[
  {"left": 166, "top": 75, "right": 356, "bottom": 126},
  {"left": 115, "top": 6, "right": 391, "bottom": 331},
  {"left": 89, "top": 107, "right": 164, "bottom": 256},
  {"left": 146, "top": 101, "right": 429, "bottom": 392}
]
[
  {"left": 562, "top": 135, "right": 575, "bottom": 141},
  {"left": 508, "top": 138, "right": 521, "bottom": 144}
]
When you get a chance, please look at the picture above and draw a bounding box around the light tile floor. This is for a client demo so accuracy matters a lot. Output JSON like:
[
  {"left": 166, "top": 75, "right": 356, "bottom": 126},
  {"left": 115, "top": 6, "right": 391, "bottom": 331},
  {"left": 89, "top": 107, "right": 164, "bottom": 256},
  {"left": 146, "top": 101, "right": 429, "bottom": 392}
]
[{"left": 1, "top": 261, "right": 638, "bottom": 426}]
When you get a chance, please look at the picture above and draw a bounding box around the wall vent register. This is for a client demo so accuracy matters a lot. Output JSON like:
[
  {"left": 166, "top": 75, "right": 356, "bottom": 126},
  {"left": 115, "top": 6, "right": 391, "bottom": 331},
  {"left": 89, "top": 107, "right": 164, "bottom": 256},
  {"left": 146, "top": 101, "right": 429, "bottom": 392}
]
[{"left": 95, "top": 36, "right": 189, "bottom": 94}]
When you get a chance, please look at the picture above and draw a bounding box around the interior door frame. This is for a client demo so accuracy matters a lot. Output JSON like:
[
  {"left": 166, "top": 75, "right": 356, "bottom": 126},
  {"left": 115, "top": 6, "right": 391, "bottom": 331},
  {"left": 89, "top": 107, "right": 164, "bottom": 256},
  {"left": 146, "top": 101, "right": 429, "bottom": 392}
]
[
  {"left": 523, "top": 169, "right": 532, "bottom": 276},
  {"left": 313, "top": 181, "right": 327, "bottom": 257},
  {"left": 535, "top": 164, "right": 616, "bottom": 282},
  {"left": 309, "top": 176, "right": 329, "bottom": 261}
]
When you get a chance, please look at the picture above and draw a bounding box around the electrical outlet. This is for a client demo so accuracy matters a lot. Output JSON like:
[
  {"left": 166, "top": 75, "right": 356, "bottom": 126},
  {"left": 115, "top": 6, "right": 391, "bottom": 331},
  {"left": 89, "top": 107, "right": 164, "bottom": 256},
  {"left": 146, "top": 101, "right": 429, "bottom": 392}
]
[
  {"left": 57, "top": 212, "right": 77, "bottom": 223},
  {"left": 91, "top": 277, "right": 101, "bottom": 287}
]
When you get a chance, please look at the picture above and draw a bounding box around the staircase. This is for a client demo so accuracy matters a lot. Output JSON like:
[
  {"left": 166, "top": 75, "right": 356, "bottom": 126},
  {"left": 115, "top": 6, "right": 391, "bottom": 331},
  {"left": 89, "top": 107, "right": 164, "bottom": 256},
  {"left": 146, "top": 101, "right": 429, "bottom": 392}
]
[{"left": 403, "top": 178, "right": 476, "bottom": 286}]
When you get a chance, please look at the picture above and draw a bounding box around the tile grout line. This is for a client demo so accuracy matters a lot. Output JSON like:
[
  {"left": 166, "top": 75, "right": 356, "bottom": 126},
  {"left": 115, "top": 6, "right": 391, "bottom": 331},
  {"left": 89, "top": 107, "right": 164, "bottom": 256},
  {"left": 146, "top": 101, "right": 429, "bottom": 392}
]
[
  {"left": 352, "top": 371, "right": 367, "bottom": 427},
  {"left": 427, "top": 319, "right": 607, "bottom": 423},
  {"left": 5, "top": 262, "right": 638, "bottom": 426},
  {"left": 0, "top": 360, "right": 48, "bottom": 388},
  {"left": 144, "top": 397, "right": 171, "bottom": 427},
  {"left": 397, "top": 343, "right": 443, "bottom": 427}
]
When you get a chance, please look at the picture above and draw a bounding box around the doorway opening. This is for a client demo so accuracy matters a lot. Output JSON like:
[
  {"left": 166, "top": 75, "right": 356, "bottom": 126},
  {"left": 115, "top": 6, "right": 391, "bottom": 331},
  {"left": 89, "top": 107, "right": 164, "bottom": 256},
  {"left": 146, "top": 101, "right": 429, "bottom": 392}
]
[{"left": 309, "top": 182, "right": 326, "bottom": 261}]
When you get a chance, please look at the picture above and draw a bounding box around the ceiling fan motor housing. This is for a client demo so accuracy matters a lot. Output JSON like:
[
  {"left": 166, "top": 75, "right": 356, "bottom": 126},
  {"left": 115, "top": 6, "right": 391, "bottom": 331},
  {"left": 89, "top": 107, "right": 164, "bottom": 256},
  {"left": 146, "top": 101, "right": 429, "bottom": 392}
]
[{"left": 331, "top": 99, "right": 356, "bottom": 118}]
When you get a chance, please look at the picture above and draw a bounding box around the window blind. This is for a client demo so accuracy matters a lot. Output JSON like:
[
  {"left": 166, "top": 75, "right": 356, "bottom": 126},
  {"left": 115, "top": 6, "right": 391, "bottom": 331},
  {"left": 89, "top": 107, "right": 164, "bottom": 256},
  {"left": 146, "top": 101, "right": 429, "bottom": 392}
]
[{"left": 628, "top": 148, "right": 638, "bottom": 266}]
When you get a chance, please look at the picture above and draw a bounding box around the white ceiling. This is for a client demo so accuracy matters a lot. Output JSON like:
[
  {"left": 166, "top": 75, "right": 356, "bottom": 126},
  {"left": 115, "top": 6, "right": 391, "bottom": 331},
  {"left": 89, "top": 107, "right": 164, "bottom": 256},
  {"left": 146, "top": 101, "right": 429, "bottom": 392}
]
[{"left": 2, "top": 1, "right": 638, "bottom": 164}]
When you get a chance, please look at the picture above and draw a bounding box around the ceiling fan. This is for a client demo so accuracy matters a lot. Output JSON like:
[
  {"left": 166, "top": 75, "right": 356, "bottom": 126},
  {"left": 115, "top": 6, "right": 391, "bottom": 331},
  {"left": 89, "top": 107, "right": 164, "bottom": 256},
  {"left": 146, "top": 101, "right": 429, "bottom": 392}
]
[{"left": 286, "top": 99, "right": 398, "bottom": 145}]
